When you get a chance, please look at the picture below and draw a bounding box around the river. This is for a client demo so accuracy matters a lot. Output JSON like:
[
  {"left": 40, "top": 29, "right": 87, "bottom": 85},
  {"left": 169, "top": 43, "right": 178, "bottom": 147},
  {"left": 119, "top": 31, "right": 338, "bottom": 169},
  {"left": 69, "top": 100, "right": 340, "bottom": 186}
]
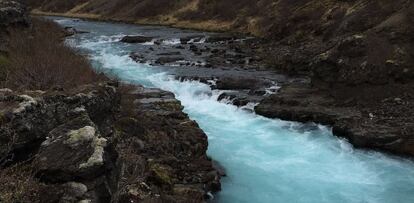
[{"left": 51, "top": 17, "right": 414, "bottom": 203}]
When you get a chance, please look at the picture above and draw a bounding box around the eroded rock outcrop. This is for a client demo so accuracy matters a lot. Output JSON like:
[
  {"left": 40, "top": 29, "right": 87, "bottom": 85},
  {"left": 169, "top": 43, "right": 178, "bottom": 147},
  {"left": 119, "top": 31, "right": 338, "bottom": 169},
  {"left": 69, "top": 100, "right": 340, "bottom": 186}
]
[
  {"left": 0, "top": 82, "right": 220, "bottom": 202},
  {"left": 255, "top": 82, "right": 414, "bottom": 156}
]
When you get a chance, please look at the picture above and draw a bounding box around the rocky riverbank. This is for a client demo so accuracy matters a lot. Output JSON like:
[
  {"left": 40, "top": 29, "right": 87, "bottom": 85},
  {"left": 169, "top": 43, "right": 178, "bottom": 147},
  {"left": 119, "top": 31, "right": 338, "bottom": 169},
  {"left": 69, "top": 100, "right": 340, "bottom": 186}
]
[
  {"left": 0, "top": 1, "right": 221, "bottom": 202},
  {"left": 110, "top": 24, "right": 413, "bottom": 158},
  {"left": 0, "top": 82, "right": 221, "bottom": 202},
  {"left": 69, "top": 9, "right": 411, "bottom": 158},
  {"left": 255, "top": 82, "right": 414, "bottom": 156},
  {"left": 109, "top": 23, "right": 414, "bottom": 157}
]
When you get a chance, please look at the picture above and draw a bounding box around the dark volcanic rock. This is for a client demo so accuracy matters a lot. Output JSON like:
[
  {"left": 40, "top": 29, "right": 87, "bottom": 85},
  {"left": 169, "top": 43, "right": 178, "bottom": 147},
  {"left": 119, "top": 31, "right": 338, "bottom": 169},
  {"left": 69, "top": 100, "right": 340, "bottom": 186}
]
[
  {"left": 130, "top": 52, "right": 146, "bottom": 63},
  {"left": 217, "top": 91, "right": 262, "bottom": 107},
  {"left": 206, "top": 35, "right": 237, "bottom": 43},
  {"left": 262, "top": 0, "right": 414, "bottom": 87},
  {"left": 255, "top": 82, "right": 414, "bottom": 156},
  {"left": 35, "top": 114, "right": 108, "bottom": 183},
  {"left": 64, "top": 26, "right": 89, "bottom": 37},
  {"left": 120, "top": 35, "right": 153, "bottom": 43},
  {"left": 0, "top": 82, "right": 220, "bottom": 202},
  {"left": 157, "top": 51, "right": 181, "bottom": 56},
  {"left": 0, "top": 0, "right": 29, "bottom": 28},
  {"left": 113, "top": 85, "right": 221, "bottom": 202},
  {"left": 155, "top": 56, "right": 184, "bottom": 65},
  {"left": 0, "top": 83, "right": 118, "bottom": 166},
  {"left": 215, "top": 77, "right": 270, "bottom": 90}
]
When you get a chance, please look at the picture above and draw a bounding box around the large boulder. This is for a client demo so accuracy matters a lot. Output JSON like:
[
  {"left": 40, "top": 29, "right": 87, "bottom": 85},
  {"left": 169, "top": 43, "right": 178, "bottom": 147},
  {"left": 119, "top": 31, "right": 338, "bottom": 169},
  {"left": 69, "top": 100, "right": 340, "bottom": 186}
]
[
  {"left": 34, "top": 114, "right": 108, "bottom": 182},
  {"left": 0, "top": 83, "right": 118, "bottom": 166}
]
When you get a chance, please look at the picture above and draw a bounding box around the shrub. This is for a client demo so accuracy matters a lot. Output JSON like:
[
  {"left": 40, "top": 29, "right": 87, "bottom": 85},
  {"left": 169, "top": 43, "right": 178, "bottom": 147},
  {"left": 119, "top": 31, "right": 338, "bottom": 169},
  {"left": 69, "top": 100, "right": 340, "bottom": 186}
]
[
  {"left": 0, "top": 164, "right": 42, "bottom": 203},
  {"left": 3, "top": 18, "right": 104, "bottom": 90}
]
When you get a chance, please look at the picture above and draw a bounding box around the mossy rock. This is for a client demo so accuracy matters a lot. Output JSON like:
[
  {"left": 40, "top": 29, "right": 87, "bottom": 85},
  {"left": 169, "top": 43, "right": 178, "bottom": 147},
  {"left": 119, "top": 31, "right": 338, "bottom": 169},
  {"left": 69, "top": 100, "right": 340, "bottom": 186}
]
[
  {"left": 158, "top": 101, "right": 183, "bottom": 111},
  {"left": 149, "top": 163, "right": 173, "bottom": 185}
]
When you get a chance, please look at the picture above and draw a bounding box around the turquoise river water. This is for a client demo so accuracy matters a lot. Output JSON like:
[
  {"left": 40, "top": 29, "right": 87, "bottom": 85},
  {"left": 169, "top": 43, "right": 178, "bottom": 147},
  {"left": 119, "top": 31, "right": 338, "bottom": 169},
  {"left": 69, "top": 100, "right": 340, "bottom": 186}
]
[{"left": 52, "top": 17, "right": 414, "bottom": 203}]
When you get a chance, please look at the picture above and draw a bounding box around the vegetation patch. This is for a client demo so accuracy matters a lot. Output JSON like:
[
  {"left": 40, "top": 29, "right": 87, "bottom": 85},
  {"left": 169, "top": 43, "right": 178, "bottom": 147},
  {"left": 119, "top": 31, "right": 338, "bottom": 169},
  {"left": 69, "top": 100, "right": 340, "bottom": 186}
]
[
  {"left": 0, "top": 55, "right": 10, "bottom": 83},
  {"left": 2, "top": 18, "right": 104, "bottom": 90},
  {"left": 0, "top": 164, "right": 43, "bottom": 203}
]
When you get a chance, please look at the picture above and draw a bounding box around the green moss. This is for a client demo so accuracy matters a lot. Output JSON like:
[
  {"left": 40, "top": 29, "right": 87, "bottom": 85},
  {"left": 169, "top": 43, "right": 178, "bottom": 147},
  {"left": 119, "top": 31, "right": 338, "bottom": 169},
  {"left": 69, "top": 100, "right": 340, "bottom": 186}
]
[
  {"left": 158, "top": 101, "right": 183, "bottom": 111},
  {"left": 0, "top": 55, "right": 10, "bottom": 69},
  {"left": 65, "top": 126, "right": 96, "bottom": 146},
  {"left": 150, "top": 163, "right": 173, "bottom": 185},
  {"left": 0, "top": 55, "right": 10, "bottom": 82}
]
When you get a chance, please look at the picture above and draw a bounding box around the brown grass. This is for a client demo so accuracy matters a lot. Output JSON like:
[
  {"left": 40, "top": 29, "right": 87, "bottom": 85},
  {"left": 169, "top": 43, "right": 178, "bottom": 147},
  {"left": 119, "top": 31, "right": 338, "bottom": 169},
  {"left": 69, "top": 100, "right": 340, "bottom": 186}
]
[
  {"left": 2, "top": 17, "right": 103, "bottom": 90},
  {"left": 31, "top": 9, "right": 101, "bottom": 20},
  {"left": 0, "top": 164, "right": 42, "bottom": 203}
]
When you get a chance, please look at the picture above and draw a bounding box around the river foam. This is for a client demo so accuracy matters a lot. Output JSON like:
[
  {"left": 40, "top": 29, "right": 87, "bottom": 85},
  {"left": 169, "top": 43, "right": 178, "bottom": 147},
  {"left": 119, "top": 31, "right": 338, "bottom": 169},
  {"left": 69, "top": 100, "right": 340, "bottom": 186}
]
[{"left": 52, "top": 17, "right": 414, "bottom": 203}]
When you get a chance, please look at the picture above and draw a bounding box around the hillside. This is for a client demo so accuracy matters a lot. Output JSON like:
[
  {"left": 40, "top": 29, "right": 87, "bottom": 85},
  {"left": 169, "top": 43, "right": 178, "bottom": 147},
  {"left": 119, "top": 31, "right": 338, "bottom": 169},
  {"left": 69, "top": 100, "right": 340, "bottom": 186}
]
[{"left": 29, "top": 0, "right": 414, "bottom": 84}]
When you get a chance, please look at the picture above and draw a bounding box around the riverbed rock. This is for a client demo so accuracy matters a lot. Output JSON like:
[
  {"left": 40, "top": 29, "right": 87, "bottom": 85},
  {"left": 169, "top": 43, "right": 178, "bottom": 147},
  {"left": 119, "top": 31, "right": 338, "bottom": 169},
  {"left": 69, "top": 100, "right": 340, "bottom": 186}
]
[
  {"left": 64, "top": 26, "right": 89, "bottom": 37},
  {"left": 206, "top": 35, "right": 237, "bottom": 43},
  {"left": 215, "top": 77, "right": 270, "bottom": 90},
  {"left": 217, "top": 91, "right": 262, "bottom": 107},
  {"left": 121, "top": 35, "right": 153, "bottom": 43},
  {"left": 130, "top": 52, "right": 146, "bottom": 63},
  {"left": 155, "top": 56, "right": 184, "bottom": 65},
  {"left": 157, "top": 51, "right": 181, "bottom": 56}
]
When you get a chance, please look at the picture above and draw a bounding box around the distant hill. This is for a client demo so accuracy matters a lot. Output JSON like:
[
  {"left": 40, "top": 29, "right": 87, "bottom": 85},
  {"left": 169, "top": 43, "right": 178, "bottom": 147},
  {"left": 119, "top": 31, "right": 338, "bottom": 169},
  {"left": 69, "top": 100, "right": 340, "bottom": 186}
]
[{"left": 29, "top": 0, "right": 414, "bottom": 85}]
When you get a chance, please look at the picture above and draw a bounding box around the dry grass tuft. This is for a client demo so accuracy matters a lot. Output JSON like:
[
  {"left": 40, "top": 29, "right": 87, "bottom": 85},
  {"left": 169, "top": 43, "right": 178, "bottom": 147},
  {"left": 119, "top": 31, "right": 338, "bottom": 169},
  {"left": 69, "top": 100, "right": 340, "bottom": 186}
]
[
  {"left": 2, "top": 17, "right": 103, "bottom": 90},
  {"left": 0, "top": 164, "right": 42, "bottom": 203}
]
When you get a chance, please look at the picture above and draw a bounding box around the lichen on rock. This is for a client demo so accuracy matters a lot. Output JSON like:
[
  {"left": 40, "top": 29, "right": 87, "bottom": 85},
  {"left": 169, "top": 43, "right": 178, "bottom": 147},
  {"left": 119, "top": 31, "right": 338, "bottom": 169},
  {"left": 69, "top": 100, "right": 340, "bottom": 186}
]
[
  {"left": 12, "top": 94, "right": 37, "bottom": 114},
  {"left": 64, "top": 126, "right": 96, "bottom": 147},
  {"left": 79, "top": 137, "right": 107, "bottom": 169}
]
